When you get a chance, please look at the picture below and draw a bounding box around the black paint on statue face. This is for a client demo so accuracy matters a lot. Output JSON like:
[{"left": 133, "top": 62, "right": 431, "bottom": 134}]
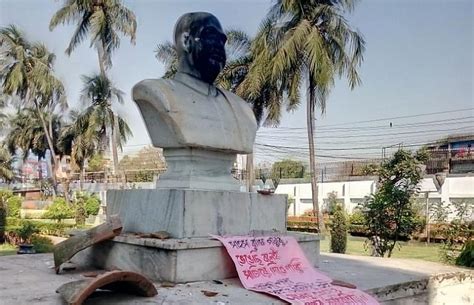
[{"left": 191, "top": 25, "right": 227, "bottom": 84}]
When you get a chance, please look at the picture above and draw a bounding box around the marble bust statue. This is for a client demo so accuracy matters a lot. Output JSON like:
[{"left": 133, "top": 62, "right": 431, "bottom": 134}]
[{"left": 132, "top": 12, "right": 257, "bottom": 191}]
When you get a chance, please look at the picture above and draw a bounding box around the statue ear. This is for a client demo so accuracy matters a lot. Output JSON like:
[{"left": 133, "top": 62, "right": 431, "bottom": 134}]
[{"left": 181, "top": 32, "right": 191, "bottom": 53}]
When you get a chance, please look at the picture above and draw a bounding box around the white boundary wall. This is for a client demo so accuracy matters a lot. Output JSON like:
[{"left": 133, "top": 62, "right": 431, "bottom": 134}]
[{"left": 276, "top": 175, "right": 474, "bottom": 217}]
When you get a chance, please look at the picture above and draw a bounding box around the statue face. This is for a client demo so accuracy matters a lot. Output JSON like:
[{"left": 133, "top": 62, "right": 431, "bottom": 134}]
[{"left": 189, "top": 20, "right": 227, "bottom": 83}]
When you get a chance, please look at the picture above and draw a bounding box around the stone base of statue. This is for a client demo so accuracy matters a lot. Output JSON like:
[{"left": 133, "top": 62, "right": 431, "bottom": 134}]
[{"left": 75, "top": 188, "right": 321, "bottom": 283}]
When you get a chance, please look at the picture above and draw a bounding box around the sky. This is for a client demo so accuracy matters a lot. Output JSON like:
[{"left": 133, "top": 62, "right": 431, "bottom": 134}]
[{"left": 1, "top": 0, "right": 473, "bottom": 165}]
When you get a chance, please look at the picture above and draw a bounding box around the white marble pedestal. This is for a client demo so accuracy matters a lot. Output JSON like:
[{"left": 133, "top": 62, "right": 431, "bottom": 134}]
[{"left": 77, "top": 188, "right": 321, "bottom": 283}]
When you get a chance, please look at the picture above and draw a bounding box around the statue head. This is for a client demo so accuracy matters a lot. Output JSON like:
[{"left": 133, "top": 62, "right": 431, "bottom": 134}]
[{"left": 174, "top": 12, "right": 227, "bottom": 84}]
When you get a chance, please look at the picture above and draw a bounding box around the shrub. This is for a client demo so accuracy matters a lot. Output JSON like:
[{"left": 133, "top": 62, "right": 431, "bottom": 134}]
[
  {"left": 349, "top": 210, "right": 366, "bottom": 225},
  {"left": 84, "top": 194, "right": 100, "bottom": 216},
  {"left": 330, "top": 205, "right": 347, "bottom": 254},
  {"left": 43, "top": 198, "right": 74, "bottom": 222},
  {"left": 0, "top": 199, "right": 5, "bottom": 243},
  {"left": 6, "top": 195, "right": 21, "bottom": 218},
  {"left": 31, "top": 235, "right": 54, "bottom": 253},
  {"left": 455, "top": 240, "right": 474, "bottom": 268},
  {"left": 18, "top": 221, "right": 39, "bottom": 244}
]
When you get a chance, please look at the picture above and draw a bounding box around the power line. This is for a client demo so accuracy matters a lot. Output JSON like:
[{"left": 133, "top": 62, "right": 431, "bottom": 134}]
[{"left": 267, "top": 107, "right": 474, "bottom": 129}]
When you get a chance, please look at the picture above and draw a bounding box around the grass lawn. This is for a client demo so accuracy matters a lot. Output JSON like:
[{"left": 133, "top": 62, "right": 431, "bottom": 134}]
[
  {"left": 320, "top": 235, "right": 444, "bottom": 263},
  {"left": 0, "top": 243, "right": 17, "bottom": 256}
]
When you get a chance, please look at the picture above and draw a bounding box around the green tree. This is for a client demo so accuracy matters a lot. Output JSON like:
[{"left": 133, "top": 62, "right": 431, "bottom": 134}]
[
  {"left": 119, "top": 146, "right": 165, "bottom": 182},
  {"left": 270, "top": 159, "right": 305, "bottom": 187},
  {"left": 330, "top": 204, "right": 347, "bottom": 254},
  {"left": 79, "top": 73, "right": 132, "bottom": 169},
  {"left": 50, "top": 0, "right": 137, "bottom": 174},
  {"left": 0, "top": 25, "right": 66, "bottom": 190},
  {"left": 5, "top": 108, "right": 63, "bottom": 182},
  {"left": 58, "top": 109, "right": 101, "bottom": 188},
  {"left": 87, "top": 153, "right": 106, "bottom": 172},
  {"left": 0, "top": 145, "right": 14, "bottom": 182},
  {"left": 244, "top": 0, "right": 365, "bottom": 228},
  {"left": 43, "top": 197, "right": 74, "bottom": 223},
  {"left": 361, "top": 149, "right": 427, "bottom": 257}
]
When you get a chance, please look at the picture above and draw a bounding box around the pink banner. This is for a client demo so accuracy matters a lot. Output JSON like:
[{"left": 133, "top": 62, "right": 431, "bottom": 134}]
[{"left": 212, "top": 235, "right": 379, "bottom": 305}]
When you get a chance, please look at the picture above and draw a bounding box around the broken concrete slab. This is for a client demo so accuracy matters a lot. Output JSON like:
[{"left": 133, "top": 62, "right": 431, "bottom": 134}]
[
  {"left": 54, "top": 215, "right": 122, "bottom": 273},
  {"left": 56, "top": 270, "right": 157, "bottom": 305}
]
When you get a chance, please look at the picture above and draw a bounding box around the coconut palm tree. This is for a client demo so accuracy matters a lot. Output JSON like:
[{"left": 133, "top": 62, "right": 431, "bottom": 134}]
[
  {"left": 50, "top": 0, "right": 137, "bottom": 174},
  {"left": 245, "top": 0, "right": 365, "bottom": 228},
  {"left": 49, "top": 0, "right": 137, "bottom": 74},
  {"left": 79, "top": 73, "right": 131, "bottom": 167},
  {"left": 5, "top": 108, "right": 63, "bottom": 178},
  {"left": 58, "top": 109, "right": 101, "bottom": 189},
  {"left": 0, "top": 145, "right": 14, "bottom": 182},
  {"left": 0, "top": 25, "right": 66, "bottom": 190}
]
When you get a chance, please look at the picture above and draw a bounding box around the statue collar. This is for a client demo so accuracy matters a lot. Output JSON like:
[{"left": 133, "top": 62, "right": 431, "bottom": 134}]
[{"left": 174, "top": 72, "right": 218, "bottom": 97}]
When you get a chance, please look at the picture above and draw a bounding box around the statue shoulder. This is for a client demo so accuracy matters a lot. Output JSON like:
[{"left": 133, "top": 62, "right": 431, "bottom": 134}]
[
  {"left": 221, "top": 89, "right": 257, "bottom": 128},
  {"left": 132, "top": 78, "right": 176, "bottom": 113}
]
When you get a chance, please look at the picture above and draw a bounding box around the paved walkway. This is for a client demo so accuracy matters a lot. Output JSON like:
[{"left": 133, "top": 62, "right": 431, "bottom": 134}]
[{"left": 0, "top": 253, "right": 470, "bottom": 305}]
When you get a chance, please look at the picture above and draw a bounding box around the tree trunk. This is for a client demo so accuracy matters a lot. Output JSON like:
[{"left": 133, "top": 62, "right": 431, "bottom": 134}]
[
  {"left": 33, "top": 101, "right": 58, "bottom": 195},
  {"left": 307, "top": 81, "right": 321, "bottom": 232},
  {"left": 111, "top": 114, "right": 120, "bottom": 176},
  {"left": 79, "top": 161, "right": 85, "bottom": 191},
  {"left": 97, "top": 44, "right": 106, "bottom": 76},
  {"left": 37, "top": 156, "right": 43, "bottom": 182},
  {"left": 97, "top": 44, "right": 120, "bottom": 176}
]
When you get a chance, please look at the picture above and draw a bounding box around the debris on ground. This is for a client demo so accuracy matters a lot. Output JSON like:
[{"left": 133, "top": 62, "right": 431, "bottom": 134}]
[
  {"left": 53, "top": 215, "right": 122, "bottom": 273},
  {"left": 201, "top": 290, "right": 219, "bottom": 297},
  {"left": 56, "top": 270, "right": 157, "bottom": 305}
]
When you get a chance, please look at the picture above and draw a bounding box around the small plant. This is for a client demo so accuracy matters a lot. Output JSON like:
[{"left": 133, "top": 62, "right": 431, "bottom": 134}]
[
  {"left": 30, "top": 235, "right": 54, "bottom": 253},
  {"left": 330, "top": 204, "right": 348, "bottom": 254},
  {"left": 439, "top": 200, "right": 473, "bottom": 264},
  {"left": 325, "top": 192, "right": 339, "bottom": 215},
  {"left": 18, "top": 221, "right": 39, "bottom": 244},
  {"left": 455, "top": 240, "right": 474, "bottom": 267}
]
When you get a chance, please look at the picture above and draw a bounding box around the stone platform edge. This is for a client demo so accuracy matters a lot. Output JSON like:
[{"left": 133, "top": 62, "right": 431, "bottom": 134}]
[
  {"left": 368, "top": 270, "right": 473, "bottom": 303},
  {"left": 112, "top": 231, "right": 322, "bottom": 250}
]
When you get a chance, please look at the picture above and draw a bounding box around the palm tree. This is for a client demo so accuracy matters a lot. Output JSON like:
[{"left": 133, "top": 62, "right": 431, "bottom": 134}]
[
  {"left": 5, "top": 108, "right": 63, "bottom": 181},
  {"left": 0, "top": 25, "right": 66, "bottom": 190},
  {"left": 49, "top": 0, "right": 137, "bottom": 74},
  {"left": 246, "top": 0, "right": 365, "bottom": 228},
  {"left": 50, "top": 0, "right": 137, "bottom": 174},
  {"left": 79, "top": 73, "right": 132, "bottom": 171},
  {"left": 0, "top": 145, "right": 14, "bottom": 182},
  {"left": 58, "top": 109, "right": 100, "bottom": 189}
]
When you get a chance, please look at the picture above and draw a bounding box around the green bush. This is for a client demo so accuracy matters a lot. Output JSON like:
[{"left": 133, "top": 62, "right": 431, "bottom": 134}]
[
  {"left": 6, "top": 219, "right": 78, "bottom": 238},
  {"left": 18, "top": 221, "right": 39, "bottom": 244},
  {"left": 6, "top": 196, "right": 21, "bottom": 218},
  {"left": 455, "top": 240, "right": 474, "bottom": 267},
  {"left": 43, "top": 198, "right": 74, "bottom": 222},
  {"left": 0, "top": 199, "right": 6, "bottom": 244},
  {"left": 85, "top": 197, "right": 100, "bottom": 216},
  {"left": 329, "top": 205, "right": 347, "bottom": 254},
  {"left": 349, "top": 210, "right": 366, "bottom": 225},
  {"left": 31, "top": 235, "right": 54, "bottom": 253}
]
